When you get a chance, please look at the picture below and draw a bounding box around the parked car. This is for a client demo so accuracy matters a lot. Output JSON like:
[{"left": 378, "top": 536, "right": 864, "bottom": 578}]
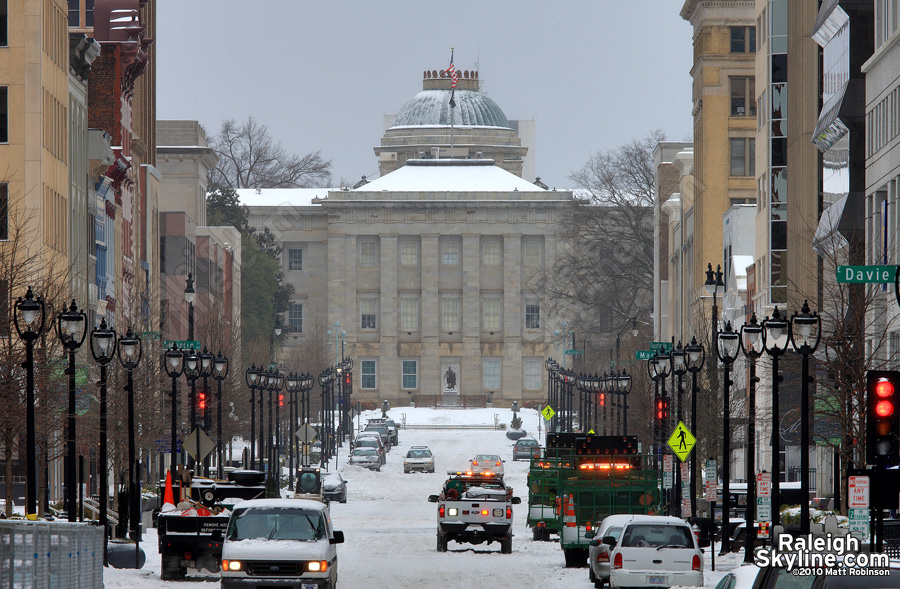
[
  {"left": 713, "top": 562, "right": 900, "bottom": 589},
  {"left": 363, "top": 424, "right": 391, "bottom": 449},
  {"left": 367, "top": 417, "right": 399, "bottom": 445},
  {"left": 348, "top": 447, "right": 381, "bottom": 471},
  {"left": 586, "top": 513, "right": 632, "bottom": 588},
  {"left": 352, "top": 434, "right": 386, "bottom": 465},
  {"left": 469, "top": 453, "right": 504, "bottom": 475},
  {"left": 321, "top": 471, "right": 348, "bottom": 503},
  {"left": 403, "top": 446, "right": 435, "bottom": 473},
  {"left": 512, "top": 438, "right": 540, "bottom": 461},
  {"left": 606, "top": 515, "right": 702, "bottom": 588}
]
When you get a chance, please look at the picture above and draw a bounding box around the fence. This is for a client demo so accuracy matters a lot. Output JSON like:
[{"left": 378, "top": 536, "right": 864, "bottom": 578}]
[
  {"left": 0, "top": 521, "right": 104, "bottom": 588},
  {"left": 413, "top": 394, "right": 487, "bottom": 408}
]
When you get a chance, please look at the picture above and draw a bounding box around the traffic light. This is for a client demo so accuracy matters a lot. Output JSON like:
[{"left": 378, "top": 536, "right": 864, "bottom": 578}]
[
  {"left": 279, "top": 393, "right": 285, "bottom": 407},
  {"left": 197, "top": 391, "right": 207, "bottom": 412},
  {"left": 867, "top": 370, "right": 900, "bottom": 465},
  {"left": 655, "top": 396, "right": 669, "bottom": 423},
  {"left": 599, "top": 393, "right": 605, "bottom": 407},
  {"left": 345, "top": 372, "right": 351, "bottom": 388}
]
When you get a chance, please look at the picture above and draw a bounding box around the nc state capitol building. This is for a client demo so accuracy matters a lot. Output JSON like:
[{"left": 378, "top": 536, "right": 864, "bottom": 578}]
[{"left": 240, "top": 68, "right": 574, "bottom": 408}]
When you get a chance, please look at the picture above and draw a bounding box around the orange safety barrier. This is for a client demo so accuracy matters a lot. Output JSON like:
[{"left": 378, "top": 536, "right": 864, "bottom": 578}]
[{"left": 564, "top": 493, "right": 576, "bottom": 527}]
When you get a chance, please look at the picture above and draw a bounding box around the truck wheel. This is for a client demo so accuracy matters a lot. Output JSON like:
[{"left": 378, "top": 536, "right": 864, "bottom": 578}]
[
  {"left": 500, "top": 536, "right": 512, "bottom": 554},
  {"left": 564, "top": 547, "right": 588, "bottom": 568},
  {"left": 436, "top": 533, "right": 448, "bottom": 552},
  {"left": 532, "top": 527, "right": 541, "bottom": 541}
]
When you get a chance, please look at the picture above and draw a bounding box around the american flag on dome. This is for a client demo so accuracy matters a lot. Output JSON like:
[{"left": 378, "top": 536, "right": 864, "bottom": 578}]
[{"left": 445, "top": 48, "right": 458, "bottom": 88}]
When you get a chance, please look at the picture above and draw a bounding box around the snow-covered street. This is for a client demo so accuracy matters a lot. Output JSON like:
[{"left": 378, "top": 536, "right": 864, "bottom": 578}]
[{"left": 103, "top": 407, "right": 742, "bottom": 588}]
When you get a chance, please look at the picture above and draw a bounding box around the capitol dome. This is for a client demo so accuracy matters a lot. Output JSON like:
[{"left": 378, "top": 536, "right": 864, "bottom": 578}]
[{"left": 391, "top": 89, "right": 511, "bottom": 129}]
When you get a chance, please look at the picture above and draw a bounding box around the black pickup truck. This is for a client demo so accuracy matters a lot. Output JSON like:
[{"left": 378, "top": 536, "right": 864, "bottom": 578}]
[{"left": 156, "top": 470, "right": 266, "bottom": 580}]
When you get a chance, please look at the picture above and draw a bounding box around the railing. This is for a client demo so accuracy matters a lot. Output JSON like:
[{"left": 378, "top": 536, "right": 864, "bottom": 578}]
[
  {"left": 0, "top": 521, "right": 104, "bottom": 588},
  {"left": 413, "top": 394, "right": 487, "bottom": 408}
]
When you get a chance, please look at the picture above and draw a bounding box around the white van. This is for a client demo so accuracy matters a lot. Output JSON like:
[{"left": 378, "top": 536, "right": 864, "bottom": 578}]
[{"left": 220, "top": 498, "right": 344, "bottom": 588}]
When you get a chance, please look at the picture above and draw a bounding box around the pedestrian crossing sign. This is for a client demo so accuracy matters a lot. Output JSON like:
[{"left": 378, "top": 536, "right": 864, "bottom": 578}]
[
  {"left": 541, "top": 405, "right": 556, "bottom": 421},
  {"left": 666, "top": 421, "right": 696, "bottom": 462}
]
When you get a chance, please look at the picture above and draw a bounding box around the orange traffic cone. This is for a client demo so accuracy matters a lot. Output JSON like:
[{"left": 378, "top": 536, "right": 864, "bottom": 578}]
[
  {"left": 564, "top": 494, "right": 576, "bottom": 527},
  {"left": 162, "top": 470, "right": 175, "bottom": 508}
]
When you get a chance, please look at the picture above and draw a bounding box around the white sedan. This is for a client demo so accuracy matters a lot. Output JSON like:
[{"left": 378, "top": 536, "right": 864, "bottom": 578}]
[
  {"left": 607, "top": 515, "right": 702, "bottom": 588},
  {"left": 469, "top": 453, "right": 504, "bottom": 475}
]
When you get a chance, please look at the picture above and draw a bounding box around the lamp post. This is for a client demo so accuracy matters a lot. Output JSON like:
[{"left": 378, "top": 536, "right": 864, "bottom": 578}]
[
  {"left": 650, "top": 350, "right": 672, "bottom": 513},
  {"left": 300, "top": 372, "right": 314, "bottom": 466},
  {"left": 183, "top": 349, "right": 200, "bottom": 471},
  {"left": 685, "top": 336, "right": 705, "bottom": 519},
  {"left": 269, "top": 369, "right": 283, "bottom": 482},
  {"left": 789, "top": 301, "right": 821, "bottom": 536},
  {"left": 117, "top": 328, "right": 142, "bottom": 563},
  {"left": 740, "top": 313, "right": 764, "bottom": 562},
  {"left": 762, "top": 307, "right": 789, "bottom": 531},
  {"left": 716, "top": 320, "right": 740, "bottom": 554},
  {"left": 545, "top": 358, "right": 557, "bottom": 433},
  {"left": 671, "top": 341, "right": 687, "bottom": 517},
  {"left": 213, "top": 352, "right": 229, "bottom": 479},
  {"left": 273, "top": 325, "right": 282, "bottom": 452},
  {"left": 245, "top": 364, "right": 260, "bottom": 469},
  {"left": 615, "top": 369, "right": 633, "bottom": 435},
  {"left": 163, "top": 345, "right": 184, "bottom": 489},
  {"left": 184, "top": 273, "right": 196, "bottom": 433},
  {"left": 57, "top": 300, "right": 87, "bottom": 522},
  {"left": 318, "top": 369, "right": 332, "bottom": 468},
  {"left": 13, "top": 287, "right": 46, "bottom": 520},
  {"left": 258, "top": 370, "right": 269, "bottom": 472},
  {"left": 198, "top": 347, "right": 214, "bottom": 476},
  {"left": 285, "top": 372, "right": 300, "bottom": 489},
  {"left": 89, "top": 318, "right": 116, "bottom": 539},
  {"left": 341, "top": 357, "right": 353, "bottom": 443}
]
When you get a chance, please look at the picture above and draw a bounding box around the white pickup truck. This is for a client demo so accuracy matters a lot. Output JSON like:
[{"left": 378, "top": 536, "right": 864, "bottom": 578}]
[{"left": 428, "top": 471, "right": 521, "bottom": 554}]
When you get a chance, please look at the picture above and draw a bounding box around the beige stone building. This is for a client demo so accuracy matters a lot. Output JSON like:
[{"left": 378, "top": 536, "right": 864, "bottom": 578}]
[{"left": 240, "top": 75, "right": 571, "bottom": 407}]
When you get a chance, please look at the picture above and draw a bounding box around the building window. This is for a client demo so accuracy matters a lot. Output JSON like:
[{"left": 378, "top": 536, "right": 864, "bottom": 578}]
[
  {"left": 730, "top": 138, "right": 755, "bottom": 177},
  {"left": 523, "top": 358, "right": 542, "bottom": 390},
  {"left": 730, "top": 77, "right": 756, "bottom": 117},
  {"left": 482, "top": 239, "right": 501, "bottom": 265},
  {"left": 1, "top": 0, "right": 8, "bottom": 46},
  {"left": 359, "top": 238, "right": 377, "bottom": 266},
  {"left": 482, "top": 358, "right": 501, "bottom": 390},
  {"left": 525, "top": 302, "right": 541, "bottom": 329},
  {"left": 731, "top": 26, "right": 756, "bottom": 53},
  {"left": 524, "top": 239, "right": 542, "bottom": 266},
  {"left": 400, "top": 239, "right": 418, "bottom": 266},
  {"left": 361, "top": 360, "right": 376, "bottom": 389},
  {"left": 482, "top": 297, "right": 501, "bottom": 331},
  {"left": 288, "top": 248, "right": 303, "bottom": 271},
  {"left": 0, "top": 87, "right": 7, "bottom": 143},
  {"left": 400, "top": 297, "right": 418, "bottom": 332},
  {"left": 441, "top": 238, "right": 460, "bottom": 265},
  {"left": 402, "top": 360, "right": 417, "bottom": 389},
  {"left": 289, "top": 303, "right": 303, "bottom": 333},
  {"left": 360, "top": 298, "right": 377, "bottom": 330},
  {"left": 441, "top": 296, "right": 459, "bottom": 331},
  {"left": 0, "top": 183, "right": 7, "bottom": 241}
]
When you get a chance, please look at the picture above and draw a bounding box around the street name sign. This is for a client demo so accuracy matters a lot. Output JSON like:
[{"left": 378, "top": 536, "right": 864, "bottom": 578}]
[
  {"left": 564, "top": 349, "right": 584, "bottom": 355},
  {"left": 635, "top": 350, "right": 654, "bottom": 360},
  {"left": 837, "top": 265, "right": 898, "bottom": 283},
  {"left": 650, "top": 341, "right": 673, "bottom": 352},
  {"left": 163, "top": 339, "right": 201, "bottom": 351},
  {"left": 667, "top": 421, "right": 696, "bottom": 462}
]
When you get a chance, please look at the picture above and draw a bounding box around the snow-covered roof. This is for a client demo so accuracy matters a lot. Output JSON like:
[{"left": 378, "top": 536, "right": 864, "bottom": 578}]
[
  {"left": 236, "top": 187, "right": 332, "bottom": 208},
  {"left": 354, "top": 160, "right": 547, "bottom": 193},
  {"left": 392, "top": 89, "right": 510, "bottom": 128}
]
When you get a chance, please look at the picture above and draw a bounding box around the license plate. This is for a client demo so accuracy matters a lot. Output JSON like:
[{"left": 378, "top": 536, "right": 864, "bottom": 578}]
[
  {"left": 563, "top": 515, "right": 576, "bottom": 523},
  {"left": 649, "top": 576, "right": 666, "bottom": 584},
  {"left": 303, "top": 584, "right": 317, "bottom": 589},
  {"left": 181, "top": 559, "right": 196, "bottom": 568}
]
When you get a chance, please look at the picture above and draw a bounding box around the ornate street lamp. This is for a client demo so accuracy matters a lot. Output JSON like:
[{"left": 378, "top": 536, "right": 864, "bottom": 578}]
[
  {"left": 685, "top": 336, "right": 706, "bottom": 519},
  {"left": 789, "top": 301, "right": 822, "bottom": 536},
  {"left": 14, "top": 287, "right": 46, "bottom": 520},
  {"left": 89, "top": 317, "right": 116, "bottom": 540},
  {"left": 57, "top": 300, "right": 87, "bottom": 522},
  {"left": 213, "top": 352, "right": 229, "bottom": 479},
  {"left": 717, "top": 321, "right": 741, "bottom": 554},
  {"left": 285, "top": 372, "right": 301, "bottom": 489},
  {"left": 268, "top": 369, "right": 284, "bottom": 480},
  {"left": 258, "top": 370, "right": 270, "bottom": 471},
  {"left": 762, "top": 307, "right": 789, "bottom": 533},
  {"left": 198, "top": 346, "right": 214, "bottom": 476},
  {"left": 615, "top": 369, "right": 633, "bottom": 435},
  {"left": 318, "top": 369, "right": 333, "bottom": 468},
  {"left": 117, "top": 328, "right": 142, "bottom": 565},
  {"left": 671, "top": 341, "right": 688, "bottom": 517},
  {"left": 183, "top": 349, "right": 200, "bottom": 471},
  {"left": 163, "top": 345, "right": 185, "bottom": 481},
  {"left": 649, "top": 350, "right": 672, "bottom": 513},
  {"left": 740, "top": 313, "right": 764, "bottom": 561},
  {"left": 244, "top": 363, "right": 260, "bottom": 469}
]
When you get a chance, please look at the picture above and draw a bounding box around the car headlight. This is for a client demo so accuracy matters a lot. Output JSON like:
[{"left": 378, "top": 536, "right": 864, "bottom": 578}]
[
  {"left": 222, "top": 559, "right": 242, "bottom": 571},
  {"left": 307, "top": 560, "right": 328, "bottom": 572}
]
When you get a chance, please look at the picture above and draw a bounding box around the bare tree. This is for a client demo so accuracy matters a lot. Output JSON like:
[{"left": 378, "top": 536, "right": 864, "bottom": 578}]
[{"left": 208, "top": 116, "right": 332, "bottom": 189}]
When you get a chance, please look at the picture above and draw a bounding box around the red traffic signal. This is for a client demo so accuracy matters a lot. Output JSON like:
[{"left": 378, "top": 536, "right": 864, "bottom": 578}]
[
  {"left": 599, "top": 393, "right": 605, "bottom": 407},
  {"left": 197, "top": 391, "right": 207, "bottom": 411},
  {"left": 279, "top": 393, "right": 285, "bottom": 407},
  {"left": 867, "top": 370, "right": 900, "bottom": 465},
  {"left": 655, "top": 396, "right": 668, "bottom": 422},
  {"left": 345, "top": 373, "right": 351, "bottom": 386}
]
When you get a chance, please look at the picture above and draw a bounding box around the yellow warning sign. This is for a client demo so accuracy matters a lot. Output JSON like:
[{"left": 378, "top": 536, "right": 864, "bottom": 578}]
[
  {"left": 541, "top": 405, "right": 556, "bottom": 421},
  {"left": 667, "top": 421, "right": 696, "bottom": 462}
]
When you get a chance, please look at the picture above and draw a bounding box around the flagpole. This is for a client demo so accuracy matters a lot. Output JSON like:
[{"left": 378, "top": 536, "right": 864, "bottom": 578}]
[{"left": 449, "top": 47, "right": 455, "bottom": 157}]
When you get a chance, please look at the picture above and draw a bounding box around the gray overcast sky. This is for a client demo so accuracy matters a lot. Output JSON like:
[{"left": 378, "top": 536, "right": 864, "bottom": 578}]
[{"left": 156, "top": 1, "right": 693, "bottom": 189}]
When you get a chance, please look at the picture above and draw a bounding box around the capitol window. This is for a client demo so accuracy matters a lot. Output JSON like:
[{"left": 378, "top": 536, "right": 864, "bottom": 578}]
[{"left": 441, "top": 238, "right": 460, "bottom": 265}]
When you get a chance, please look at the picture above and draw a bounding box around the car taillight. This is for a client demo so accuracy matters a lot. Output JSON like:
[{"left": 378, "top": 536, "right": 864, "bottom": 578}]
[
  {"left": 692, "top": 554, "right": 701, "bottom": 571},
  {"left": 586, "top": 522, "right": 592, "bottom": 532},
  {"left": 439, "top": 504, "right": 445, "bottom": 518},
  {"left": 472, "top": 461, "right": 478, "bottom": 466},
  {"left": 481, "top": 510, "right": 488, "bottom": 516},
  {"left": 613, "top": 553, "right": 622, "bottom": 569},
  {"left": 598, "top": 552, "right": 609, "bottom": 562},
  {"left": 506, "top": 507, "right": 512, "bottom": 519},
  {"left": 496, "top": 461, "right": 501, "bottom": 466}
]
